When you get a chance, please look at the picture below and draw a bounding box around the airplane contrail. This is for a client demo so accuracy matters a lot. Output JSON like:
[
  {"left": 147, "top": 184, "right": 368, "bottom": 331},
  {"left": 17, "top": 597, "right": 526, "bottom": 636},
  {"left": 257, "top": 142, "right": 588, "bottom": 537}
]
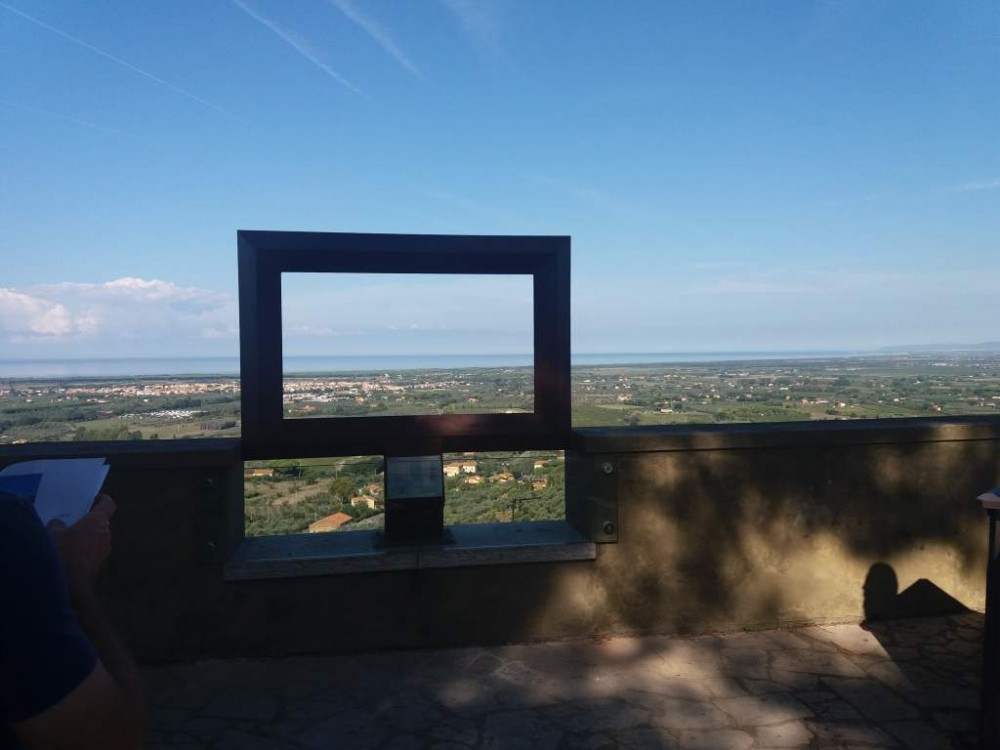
[
  {"left": 0, "top": 2, "right": 242, "bottom": 121},
  {"left": 326, "top": 0, "right": 421, "bottom": 79},
  {"left": 232, "top": 0, "right": 362, "bottom": 95},
  {"left": 0, "top": 99, "right": 144, "bottom": 139}
]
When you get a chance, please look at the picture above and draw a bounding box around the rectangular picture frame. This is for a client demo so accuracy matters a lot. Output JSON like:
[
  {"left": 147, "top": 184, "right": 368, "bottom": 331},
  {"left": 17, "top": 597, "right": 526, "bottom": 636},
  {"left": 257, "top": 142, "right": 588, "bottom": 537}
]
[{"left": 238, "top": 231, "right": 570, "bottom": 459}]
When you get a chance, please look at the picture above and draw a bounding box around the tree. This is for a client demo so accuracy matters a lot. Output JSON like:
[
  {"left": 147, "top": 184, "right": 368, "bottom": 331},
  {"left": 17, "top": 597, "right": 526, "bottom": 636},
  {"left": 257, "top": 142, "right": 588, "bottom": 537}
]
[
  {"left": 328, "top": 476, "right": 355, "bottom": 500},
  {"left": 273, "top": 459, "right": 302, "bottom": 478}
]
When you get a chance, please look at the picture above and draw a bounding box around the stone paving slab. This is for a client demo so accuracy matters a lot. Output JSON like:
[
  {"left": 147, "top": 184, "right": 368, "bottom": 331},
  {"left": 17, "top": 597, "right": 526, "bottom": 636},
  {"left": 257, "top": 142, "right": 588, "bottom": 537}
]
[{"left": 144, "top": 613, "right": 982, "bottom": 749}]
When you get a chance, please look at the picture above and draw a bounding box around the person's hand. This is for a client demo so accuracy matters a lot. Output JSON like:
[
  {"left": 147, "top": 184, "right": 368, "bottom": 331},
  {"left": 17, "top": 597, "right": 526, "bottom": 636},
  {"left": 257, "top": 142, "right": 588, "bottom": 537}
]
[{"left": 48, "top": 494, "right": 115, "bottom": 603}]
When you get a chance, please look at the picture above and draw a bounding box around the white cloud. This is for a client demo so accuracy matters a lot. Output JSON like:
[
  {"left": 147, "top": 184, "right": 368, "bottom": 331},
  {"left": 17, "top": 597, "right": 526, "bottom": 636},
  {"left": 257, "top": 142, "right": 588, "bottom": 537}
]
[
  {"left": 75, "top": 314, "right": 100, "bottom": 336},
  {"left": 951, "top": 178, "right": 1000, "bottom": 193},
  {"left": 286, "top": 324, "right": 362, "bottom": 337},
  {"left": 0, "top": 278, "right": 237, "bottom": 356},
  {"left": 689, "top": 266, "right": 1000, "bottom": 298},
  {"left": 201, "top": 325, "right": 238, "bottom": 340},
  {"left": 98, "top": 277, "right": 179, "bottom": 298},
  {"left": 0, "top": 288, "right": 81, "bottom": 338},
  {"left": 40, "top": 277, "right": 229, "bottom": 310}
]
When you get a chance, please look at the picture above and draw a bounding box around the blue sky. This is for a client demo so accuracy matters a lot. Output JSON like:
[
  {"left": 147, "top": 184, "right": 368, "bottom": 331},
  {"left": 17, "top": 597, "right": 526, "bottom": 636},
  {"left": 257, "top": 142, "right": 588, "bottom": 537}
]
[{"left": 1, "top": 0, "right": 998, "bottom": 359}]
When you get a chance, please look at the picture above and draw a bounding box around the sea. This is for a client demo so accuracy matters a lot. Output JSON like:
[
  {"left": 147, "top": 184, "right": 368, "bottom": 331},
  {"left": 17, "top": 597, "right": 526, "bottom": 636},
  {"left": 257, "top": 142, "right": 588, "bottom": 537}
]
[{"left": 0, "top": 351, "right": 862, "bottom": 379}]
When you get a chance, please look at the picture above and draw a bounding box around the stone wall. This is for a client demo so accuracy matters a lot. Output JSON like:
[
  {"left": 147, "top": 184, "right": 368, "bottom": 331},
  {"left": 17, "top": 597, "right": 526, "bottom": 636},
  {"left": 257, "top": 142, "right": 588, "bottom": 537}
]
[{"left": 2, "top": 416, "right": 996, "bottom": 663}]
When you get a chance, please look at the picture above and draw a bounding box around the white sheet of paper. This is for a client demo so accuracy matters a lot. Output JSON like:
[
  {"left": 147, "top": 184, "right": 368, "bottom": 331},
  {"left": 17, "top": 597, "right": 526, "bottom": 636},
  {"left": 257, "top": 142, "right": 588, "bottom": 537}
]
[{"left": 0, "top": 458, "right": 108, "bottom": 526}]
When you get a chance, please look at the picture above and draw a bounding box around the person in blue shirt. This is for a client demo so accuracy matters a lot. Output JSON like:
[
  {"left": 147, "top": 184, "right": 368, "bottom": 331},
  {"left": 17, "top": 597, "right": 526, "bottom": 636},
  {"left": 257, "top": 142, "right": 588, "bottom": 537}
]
[{"left": 0, "top": 492, "right": 146, "bottom": 749}]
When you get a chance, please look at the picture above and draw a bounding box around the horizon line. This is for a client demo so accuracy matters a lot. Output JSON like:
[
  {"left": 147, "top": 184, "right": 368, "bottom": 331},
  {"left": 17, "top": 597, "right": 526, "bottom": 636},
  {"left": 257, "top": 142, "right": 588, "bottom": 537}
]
[
  {"left": 7, "top": 344, "right": 1000, "bottom": 364},
  {"left": 0, "top": 348, "right": 874, "bottom": 363}
]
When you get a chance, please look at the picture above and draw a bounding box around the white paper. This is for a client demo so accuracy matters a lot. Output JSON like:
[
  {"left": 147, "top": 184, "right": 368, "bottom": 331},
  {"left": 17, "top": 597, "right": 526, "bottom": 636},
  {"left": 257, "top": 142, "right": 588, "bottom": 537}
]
[{"left": 0, "top": 458, "right": 109, "bottom": 526}]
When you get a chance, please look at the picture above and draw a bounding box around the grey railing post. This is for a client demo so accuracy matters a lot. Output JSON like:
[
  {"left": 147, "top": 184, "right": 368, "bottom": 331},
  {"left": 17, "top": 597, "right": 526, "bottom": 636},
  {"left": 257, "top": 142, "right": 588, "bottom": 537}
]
[{"left": 981, "top": 492, "right": 1000, "bottom": 749}]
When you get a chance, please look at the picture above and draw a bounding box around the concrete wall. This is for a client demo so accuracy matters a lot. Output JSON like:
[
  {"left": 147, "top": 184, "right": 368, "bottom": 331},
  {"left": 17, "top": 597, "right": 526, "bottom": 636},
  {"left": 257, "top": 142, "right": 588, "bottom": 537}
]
[{"left": 2, "top": 416, "right": 997, "bottom": 664}]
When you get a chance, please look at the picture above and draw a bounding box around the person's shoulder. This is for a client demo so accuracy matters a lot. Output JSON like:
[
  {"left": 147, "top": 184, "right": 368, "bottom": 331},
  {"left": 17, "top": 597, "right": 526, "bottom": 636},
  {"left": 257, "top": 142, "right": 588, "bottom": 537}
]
[
  {"left": 0, "top": 487, "right": 38, "bottom": 515},
  {"left": 0, "top": 488, "right": 34, "bottom": 513},
  {"left": 0, "top": 490, "right": 49, "bottom": 554},
  {"left": 0, "top": 486, "right": 67, "bottom": 619},
  {"left": 0, "top": 491, "right": 102, "bottom": 744}
]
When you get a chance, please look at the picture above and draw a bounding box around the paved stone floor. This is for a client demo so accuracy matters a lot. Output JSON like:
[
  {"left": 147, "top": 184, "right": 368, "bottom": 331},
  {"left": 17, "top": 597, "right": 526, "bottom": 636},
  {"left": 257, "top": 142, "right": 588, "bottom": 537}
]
[{"left": 145, "top": 613, "right": 982, "bottom": 749}]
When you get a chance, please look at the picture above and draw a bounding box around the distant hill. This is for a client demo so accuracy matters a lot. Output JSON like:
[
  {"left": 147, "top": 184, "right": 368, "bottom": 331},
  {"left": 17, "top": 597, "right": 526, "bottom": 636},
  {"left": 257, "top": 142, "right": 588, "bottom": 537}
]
[{"left": 878, "top": 341, "right": 1000, "bottom": 353}]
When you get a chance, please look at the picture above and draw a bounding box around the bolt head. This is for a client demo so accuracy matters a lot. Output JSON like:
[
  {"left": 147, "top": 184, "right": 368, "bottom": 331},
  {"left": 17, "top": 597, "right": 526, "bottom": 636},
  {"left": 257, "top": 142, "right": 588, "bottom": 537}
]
[
  {"left": 602, "top": 521, "right": 616, "bottom": 535},
  {"left": 601, "top": 462, "right": 614, "bottom": 474}
]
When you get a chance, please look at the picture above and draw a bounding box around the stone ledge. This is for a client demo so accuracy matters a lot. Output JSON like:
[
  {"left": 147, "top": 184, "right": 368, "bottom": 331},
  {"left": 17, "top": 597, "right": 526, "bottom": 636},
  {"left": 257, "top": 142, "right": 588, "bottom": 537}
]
[
  {"left": 224, "top": 520, "right": 596, "bottom": 580},
  {"left": 572, "top": 415, "right": 1000, "bottom": 454},
  {"left": 0, "top": 437, "right": 241, "bottom": 470},
  {"left": 5, "top": 415, "right": 998, "bottom": 467}
]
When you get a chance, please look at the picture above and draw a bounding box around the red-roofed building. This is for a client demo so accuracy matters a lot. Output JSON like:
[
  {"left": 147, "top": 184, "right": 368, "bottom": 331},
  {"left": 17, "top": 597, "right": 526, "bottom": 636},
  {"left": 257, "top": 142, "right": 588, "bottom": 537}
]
[{"left": 307, "top": 512, "right": 352, "bottom": 533}]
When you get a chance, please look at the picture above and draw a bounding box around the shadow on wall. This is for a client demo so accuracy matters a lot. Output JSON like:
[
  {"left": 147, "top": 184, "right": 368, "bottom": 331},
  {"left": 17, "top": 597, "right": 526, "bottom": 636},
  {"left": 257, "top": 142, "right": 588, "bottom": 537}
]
[
  {"left": 863, "top": 562, "right": 970, "bottom": 622},
  {"left": 195, "top": 423, "right": 998, "bottom": 662},
  {"left": 16, "top": 421, "right": 997, "bottom": 665},
  {"left": 585, "top": 422, "right": 998, "bottom": 638}
]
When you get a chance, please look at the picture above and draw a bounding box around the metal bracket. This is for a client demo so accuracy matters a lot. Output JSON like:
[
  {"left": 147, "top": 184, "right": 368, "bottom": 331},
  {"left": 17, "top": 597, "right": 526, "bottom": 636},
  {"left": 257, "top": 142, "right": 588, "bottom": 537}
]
[
  {"left": 199, "top": 469, "right": 228, "bottom": 564},
  {"left": 565, "top": 451, "right": 619, "bottom": 543}
]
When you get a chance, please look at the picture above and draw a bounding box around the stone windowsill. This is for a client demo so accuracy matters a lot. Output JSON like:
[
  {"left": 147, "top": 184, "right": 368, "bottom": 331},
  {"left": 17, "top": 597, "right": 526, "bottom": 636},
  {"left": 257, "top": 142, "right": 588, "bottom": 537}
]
[{"left": 224, "top": 520, "right": 596, "bottom": 580}]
